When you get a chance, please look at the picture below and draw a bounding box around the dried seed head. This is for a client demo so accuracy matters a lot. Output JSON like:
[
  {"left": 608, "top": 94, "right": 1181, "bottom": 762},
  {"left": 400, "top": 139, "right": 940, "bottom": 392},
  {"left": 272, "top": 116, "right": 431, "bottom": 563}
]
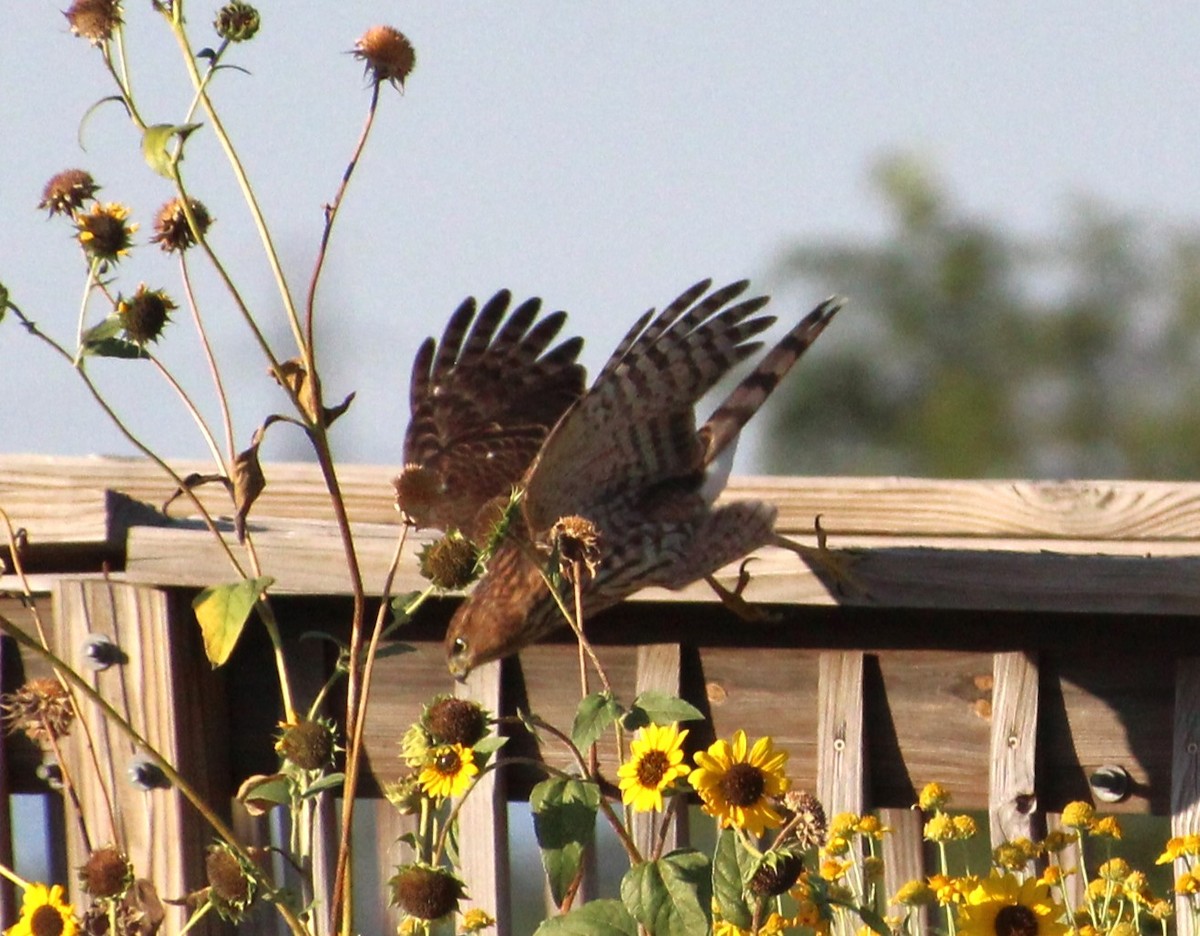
[
  {"left": 1, "top": 677, "right": 75, "bottom": 743},
  {"left": 384, "top": 773, "right": 423, "bottom": 816},
  {"left": 40, "top": 169, "right": 100, "bottom": 217},
  {"left": 205, "top": 846, "right": 253, "bottom": 918},
  {"left": 117, "top": 285, "right": 175, "bottom": 345},
  {"left": 64, "top": 0, "right": 121, "bottom": 44},
  {"left": 353, "top": 25, "right": 416, "bottom": 89},
  {"left": 389, "top": 864, "right": 465, "bottom": 921},
  {"left": 150, "top": 198, "right": 211, "bottom": 252},
  {"left": 213, "top": 2, "right": 259, "bottom": 42},
  {"left": 80, "top": 845, "right": 133, "bottom": 899},
  {"left": 749, "top": 850, "right": 805, "bottom": 897},
  {"left": 276, "top": 718, "right": 335, "bottom": 770},
  {"left": 551, "top": 515, "right": 601, "bottom": 581},
  {"left": 780, "top": 789, "right": 827, "bottom": 850},
  {"left": 393, "top": 464, "right": 442, "bottom": 526},
  {"left": 418, "top": 534, "right": 479, "bottom": 590},
  {"left": 75, "top": 202, "right": 136, "bottom": 264},
  {"left": 423, "top": 697, "right": 488, "bottom": 747}
]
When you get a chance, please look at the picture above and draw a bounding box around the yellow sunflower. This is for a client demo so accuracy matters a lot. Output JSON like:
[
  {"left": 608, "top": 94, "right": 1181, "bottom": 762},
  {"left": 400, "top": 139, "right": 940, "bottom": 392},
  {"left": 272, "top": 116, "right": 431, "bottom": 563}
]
[
  {"left": 688, "top": 729, "right": 788, "bottom": 837},
  {"left": 616, "top": 723, "right": 690, "bottom": 812},
  {"left": 956, "top": 871, "right": 1068, "bottom": 936},
  {"left": 7, "top": 883, "right": 79, "bottom": 936},
  {"left": 418, "top": 744, "right": 478, "bottom": 800}
]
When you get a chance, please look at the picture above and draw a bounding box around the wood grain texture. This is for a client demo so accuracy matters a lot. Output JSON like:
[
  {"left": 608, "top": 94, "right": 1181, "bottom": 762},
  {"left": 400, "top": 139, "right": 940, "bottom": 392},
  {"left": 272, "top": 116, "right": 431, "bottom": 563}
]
[
  {"left": 879, "top": 807, "right": 926, "bottom": 933},
  {"left": 52, "top": 579, "right": 227, "bottom": 935},
  {"left": 1172, "top": 658, "right": 1200, "bottom": 936},
  {"left": 632, "top": 644, "right": 686, "bottom": 857},
  {"left": 455, "top": 660, "right": 510, "bottom": 935},
  {"left": 989, "top": 652, "right": 1040, "bottom": 855},
  {"left": 817, "top": 651, "right": 865, "bottom": 819}
]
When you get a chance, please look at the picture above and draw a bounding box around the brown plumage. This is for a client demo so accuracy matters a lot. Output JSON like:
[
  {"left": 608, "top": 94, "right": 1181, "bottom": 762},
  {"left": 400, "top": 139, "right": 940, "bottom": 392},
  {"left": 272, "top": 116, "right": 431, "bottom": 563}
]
[
  {"left": 395, "top": 290, "right": 586, "bottom": 542},
  {"left": 441, "top": 279, "right": 840, "bottom": 679}
]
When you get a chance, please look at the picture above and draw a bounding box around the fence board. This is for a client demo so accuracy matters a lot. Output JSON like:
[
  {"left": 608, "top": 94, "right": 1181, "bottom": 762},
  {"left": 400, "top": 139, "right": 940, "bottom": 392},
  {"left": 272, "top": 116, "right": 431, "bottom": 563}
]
[
  {"left": 817, "top": 651, "right": 865, "bottom": 819},
  {"left": 1172, "top": 658, "right": 1200, "bottom": 936},
  {"left": 879, "top": 807, "right": 926, "bottom": 933},
  {"left": 989, "top": 652, "right": 1040, "bottom": 857},
  {"left": 632, "top": 644, "right": 685, "bottom": 857}
]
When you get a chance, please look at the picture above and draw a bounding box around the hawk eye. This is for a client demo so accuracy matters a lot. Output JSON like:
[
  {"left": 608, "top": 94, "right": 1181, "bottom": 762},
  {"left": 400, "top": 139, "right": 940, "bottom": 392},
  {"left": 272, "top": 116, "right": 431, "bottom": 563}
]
[{"left": 452, "top": 637, "right": 468, "bottom": 656}]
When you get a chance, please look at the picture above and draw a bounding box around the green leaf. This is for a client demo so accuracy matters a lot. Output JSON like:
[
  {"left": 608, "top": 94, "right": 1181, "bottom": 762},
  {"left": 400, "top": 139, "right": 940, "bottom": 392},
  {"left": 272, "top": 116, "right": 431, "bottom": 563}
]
[
  {"left": 235, "top": 772, "right": 291, "bottom": 816},
  {"left": 711, "top": 830, "right": 754, "bottom": 929},
  {"left": 620, "top": 849, "right": 712, "bottom": 936},
  {"left": 530, "top": 778, "right": 601, "bottom": 907},
  {"left": 0, "top": 281, "right": 9, "bottom": 321},
  {"left": 571, "top": 692, "right": 623, "bottom": 752},
  {"left": 301, "top": 772, "right": 345, "bottom": 798},
  {"left": 625, "top": 690, "right": 704, "bottom": 731},
  {"left": 141, "top": 122, "right": 201, "bottom": 178},
  {"left": 533, "top": 899, "right": 637, "bottom": 936},
  {"left": 472, "top": 735, "right": 509, "bottom": 757},
  {"left": 80, "top": 315, "right": 148, "bottom": 359},
  {"left": 389, "top": 590, "right": 423, "bottom": 627},
  {"left": 192, "top": 576, "right": 274, "bottom": 666}
]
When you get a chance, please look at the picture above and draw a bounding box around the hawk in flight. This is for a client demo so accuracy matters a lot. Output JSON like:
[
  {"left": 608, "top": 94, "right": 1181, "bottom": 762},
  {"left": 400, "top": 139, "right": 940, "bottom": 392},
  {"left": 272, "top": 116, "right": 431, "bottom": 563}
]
[{"left": 397, "top": 281, "right": 839, "bottom": 679}]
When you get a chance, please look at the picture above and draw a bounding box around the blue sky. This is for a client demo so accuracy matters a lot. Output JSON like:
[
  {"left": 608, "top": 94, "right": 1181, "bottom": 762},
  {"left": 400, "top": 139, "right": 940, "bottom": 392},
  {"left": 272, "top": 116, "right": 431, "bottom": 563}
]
[{"left": 3, "top": 5, "right": 1199, "bottom": 472}]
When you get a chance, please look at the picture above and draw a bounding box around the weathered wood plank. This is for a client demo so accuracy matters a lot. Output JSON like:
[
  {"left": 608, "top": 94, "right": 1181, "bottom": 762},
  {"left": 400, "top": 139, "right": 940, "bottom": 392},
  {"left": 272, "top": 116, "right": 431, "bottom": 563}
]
[
  {"left": 1172, "top": 658, "right": 1200, "bottom": 936},
  {"left": 879, "top": 807, "right": 926, "bottom": 934},
  {"left": 631, "top": 644, "right": 685, "bottom": 857},
  {"left": 988, "top": 653, "right": 1040, "bottom": 858},
  {"left": 53, "top": 579, "right": 227, "bottom": 934},
  {"left": 817, "top": 651, "right": 865, "bottom": 819},
  {"left": 455, "top": 660, "right": 510, "bottom": 934}
]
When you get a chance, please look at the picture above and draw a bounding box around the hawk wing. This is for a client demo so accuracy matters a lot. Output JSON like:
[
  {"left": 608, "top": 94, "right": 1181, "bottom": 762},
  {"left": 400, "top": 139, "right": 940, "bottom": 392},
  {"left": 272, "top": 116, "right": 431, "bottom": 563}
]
[
  {"left": 399, "top": 290, "right": 585, "bottom": 534},
  {"left": 521, "top": 279, "right": 774, "bottom": 533}
]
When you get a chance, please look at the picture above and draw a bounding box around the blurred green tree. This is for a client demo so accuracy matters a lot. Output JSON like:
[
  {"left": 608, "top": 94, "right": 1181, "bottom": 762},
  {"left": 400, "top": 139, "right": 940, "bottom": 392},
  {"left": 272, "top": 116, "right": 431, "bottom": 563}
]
[{"left": 764, "top": 154, "right": 1200, "bottom": 479}]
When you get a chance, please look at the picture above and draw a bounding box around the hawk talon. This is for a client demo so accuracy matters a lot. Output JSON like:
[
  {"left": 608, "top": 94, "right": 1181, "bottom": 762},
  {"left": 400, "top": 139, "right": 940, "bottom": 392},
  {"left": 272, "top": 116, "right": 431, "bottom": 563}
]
[
  {"left": 703, "top": 572, "right": 778, "bottom": 623},
  {"left": 773, "top": 527, "right": 869, "bottom": 600}
]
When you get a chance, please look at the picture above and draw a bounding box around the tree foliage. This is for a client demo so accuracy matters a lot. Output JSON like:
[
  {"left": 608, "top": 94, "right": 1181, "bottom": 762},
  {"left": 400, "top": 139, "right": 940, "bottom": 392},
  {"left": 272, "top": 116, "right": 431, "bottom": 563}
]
[{"left": 766, "top": 154, "right": 1200, "bottom": 479}]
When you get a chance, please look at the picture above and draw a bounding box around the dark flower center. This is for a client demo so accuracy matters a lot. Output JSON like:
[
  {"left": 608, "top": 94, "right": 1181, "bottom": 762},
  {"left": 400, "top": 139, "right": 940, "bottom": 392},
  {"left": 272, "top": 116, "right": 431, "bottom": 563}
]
[
  {"left": 718, "top": 763, "right": 766, "bottom": 807},
  {"left": 636, "top": 750, "right": 670, "bottom": 788},
  {"left": 435, "top": 749, "right": 462, "bottom": 775},
  {"left": 994, "top": 904, "right": 1039, "bottom": 936},
  {"left": 31, "top": 904, "right": 66, "bottom": 936}
]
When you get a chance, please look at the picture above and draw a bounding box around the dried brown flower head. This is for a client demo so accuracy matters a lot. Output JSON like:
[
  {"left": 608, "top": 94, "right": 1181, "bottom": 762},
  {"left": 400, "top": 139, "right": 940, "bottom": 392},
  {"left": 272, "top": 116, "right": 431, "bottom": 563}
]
[
  {"left": 423, "top": 696, "right": 488, "bottom": 747},
  {"left": 80, "top": 845, "right": 133, "bottom": 899},
  {"left": 213, "top": 2, "right": 259, "bottom": 42},
  {"left": 780, "top": 789, "right": 827, "bottom": 851},
  {"left": 275, "top": 718, "right": 335, "bottom": 770},
  {"left": 2, "top": 677, "right": 75, "bottom": 743},
  {"left": 205, "top": 845, "right": 253, "bottom": 919},
  {"left": 75, "top": 202, "right": 136, "bottom": 264},
  {"left": 64, "top": 0, "right": 121, "bottom": 44},
  {"left": 40, "top": 169, "right": 100, "bottom": 218},
  {"left": 749, "top": 849, "right": 805, "bottom": 897},
  {"left": 551, "top": 515, "right": 601, "bottom": 581},
  {"left": 418, "top": 533, "right": 479, "bottom": 590},
  {"left": 394, "top": 463, "right": 442, "bottom": 527},
  {"left": 117, "top": 286, "right": 174, "bottom": 345},
  {"left": 389, "top": 864, "right": 465, "bottom": 921},
  {"left": 150, "top": 198, "right": 211, "bottom": 252},
  {"left": 353, "top": 25, "right": 416, "bottom": 89}
]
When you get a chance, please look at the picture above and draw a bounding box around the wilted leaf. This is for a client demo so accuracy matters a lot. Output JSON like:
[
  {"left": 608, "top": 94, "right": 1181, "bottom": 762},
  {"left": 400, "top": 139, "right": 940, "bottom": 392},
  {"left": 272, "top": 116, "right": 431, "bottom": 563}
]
[
  {"left": 192, "top": 576, "right": 274, "bottom": 666},
  {"left": 142, "top": 122, "right": 201, "bottom": 178},
  {"left": 272, "top": 358, "right": 320, "bottom": 423},
  {"left": 232, "top": 437, "right": 266, "bottom": 542},
  {"left": 236, "top": 772, "right": 290, "bottom": 816},
  {"left": 624, "top": 691, "right": 704, "bottom": 731},
  {"left": 162, "top": 471, "right": 230, "bottom": 515},
  {"left": 712, "top": 830, "right": 754, "bottom": 929},
  {"left": 80, "top": 315, "right": 148, "bottom": 359},
  {"left": 571, "top": 692, "right": 623, "bottom": 752},
  {"left": 620, "top": 850, "right": 711, "bottom": 936},
  {"left": 531, "top": 778, "right": 601, "bottom": 907},
  {"left": 0, "top": 281, "right": 9, "bottom": 321},
  {"left": 532, "top": 899, "right": 636, "bottom": 936},
  {"left": 324, "top": 390, "right": 355, "bottom": 426}
]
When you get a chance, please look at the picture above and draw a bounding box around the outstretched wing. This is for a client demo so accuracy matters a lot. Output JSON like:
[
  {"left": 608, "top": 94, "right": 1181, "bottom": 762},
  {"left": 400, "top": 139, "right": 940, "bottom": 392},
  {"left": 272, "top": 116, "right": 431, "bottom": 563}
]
[
  {"left": 399, "top": 290, "right": 586, "bottom": 534},
  {"left": 521, "top": 279, "right": 774, "bottom": 532}
]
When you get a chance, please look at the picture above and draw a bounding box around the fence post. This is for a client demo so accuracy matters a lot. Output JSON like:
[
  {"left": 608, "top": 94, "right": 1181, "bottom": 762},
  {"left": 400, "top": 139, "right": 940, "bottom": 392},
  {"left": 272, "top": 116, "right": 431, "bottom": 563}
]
[
  {"left": 632, "top": 644, "right": 687, "bottom": 856},
  {"left": 817, "top": 651, "right": 865, "bottom": 819},
  {"left": 988, "top": 651, "right": 1039, "bottom": 865}
]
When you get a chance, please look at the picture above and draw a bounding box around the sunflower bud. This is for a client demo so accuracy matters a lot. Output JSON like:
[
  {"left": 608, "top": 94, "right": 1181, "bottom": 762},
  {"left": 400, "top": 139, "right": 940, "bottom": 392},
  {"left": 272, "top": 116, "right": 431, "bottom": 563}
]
[
  {"left": 117, "top": 285, "right": 175, "bottom": 345},
  {"left": 214, "top": 2, "right": 260, "bottom": 42},
  {"left": 150, "top": 197, "right": 212, "bottom": 252},
  {"left": 206, "top": 845, "right": 254, "bottom": 919},
  {"left": 276, "top": 718, "right": 335, "bottom": 770},
  {"left": 80, "top": 845, "right": 133, "bottom": 899},
  {"left": 418, "top": 533, "right": 478, "bottom": 590},
  {"left": 353, "top": 25, "right": 416, "bottom": 89},
  {"left": 423, "top": 696, "right": 488, "bottom": 747},
  {"left": 40, "top": 169, "right": 99, "bottom": 218},
  {"left": 64, "top": 0, "right": 121, "bottom": 45},
  {"left": 389, "top": 864, "right": 466, "bottom": 921}
]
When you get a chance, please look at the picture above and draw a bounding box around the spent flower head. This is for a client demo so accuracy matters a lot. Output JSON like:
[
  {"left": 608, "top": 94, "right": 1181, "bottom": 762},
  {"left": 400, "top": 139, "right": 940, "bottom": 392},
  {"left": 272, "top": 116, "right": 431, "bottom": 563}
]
[
  {"left": 75, "top": 202, "right": 136, "bottom": 264},
  {"left": 275, "top": 716, "right": 336, "bottom": 770},
  {"left": 2, "top": 677, "right": 75, "bottom": 743},
  {"left": 390, "top": 864, "right": 466, "bottom": 921},
  {"left": 353, "top": 25, "right": 416, "bottom": 89},
  {"left": 205, "top": 844, "right": 255, "bottom": 921},
  {"left": 117, "top": 285, "right": 174, "bottom": 345},
  {"left": 418, "top": 533, "right": 479, "bottom": 590},
  {"left": 213, "top": 2, "right": 259, "bottom": 42},
  {"left": 423, "top": 696, "right": 489, "bottom": 747},
  {"left": 79, "top": 845, "right": 133, "bottom": 899},
  {"left": 64, "top": 0, "right": 121, "bottom": 45},
  {"left": 150, "top": 197, "right": 212, "bottom": 252},
  {"left": 40, "top": 169, "right": 99, "bottom": 217},
  {"left": 780, "top": 789, "right": 827, "bottom": 850}
]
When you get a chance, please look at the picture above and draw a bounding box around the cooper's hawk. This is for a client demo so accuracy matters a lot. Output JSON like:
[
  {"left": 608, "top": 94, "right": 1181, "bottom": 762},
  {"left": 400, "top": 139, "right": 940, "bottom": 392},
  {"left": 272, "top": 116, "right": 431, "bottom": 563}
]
[
  {"left": 394, "top": 289, "right": 586, "bottom": 543},
  {"left": 442, "top": 279, "right": 840, "bottom": 679}
]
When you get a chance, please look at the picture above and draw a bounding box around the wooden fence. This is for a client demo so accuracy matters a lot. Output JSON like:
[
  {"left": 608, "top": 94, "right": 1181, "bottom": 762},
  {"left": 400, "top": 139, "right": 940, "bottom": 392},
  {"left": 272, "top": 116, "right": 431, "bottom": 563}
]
[{"left": 2, "top": 455, "right": 1199, "bottom": 934}]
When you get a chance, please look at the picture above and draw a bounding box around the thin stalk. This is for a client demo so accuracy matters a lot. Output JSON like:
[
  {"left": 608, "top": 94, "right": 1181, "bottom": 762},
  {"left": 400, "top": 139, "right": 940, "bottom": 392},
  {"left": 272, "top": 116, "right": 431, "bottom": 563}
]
[
  {"left": 147, "top": 354, "right": 225, "bottom": 469},
  {"left": 183, "top": 38, "right": 230, "bottom": 124},
  {"left": 178, "top": 254, "right": 235, "bottom": 463},
  {"left": 0, "top": 865, "right": 30, "bottom": 891},
  {"left": 73, "top": 257, "right": 101, "bottom": 365},
  {"left": 41, "top": 730, "right": 92, "bottom": 855}
]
